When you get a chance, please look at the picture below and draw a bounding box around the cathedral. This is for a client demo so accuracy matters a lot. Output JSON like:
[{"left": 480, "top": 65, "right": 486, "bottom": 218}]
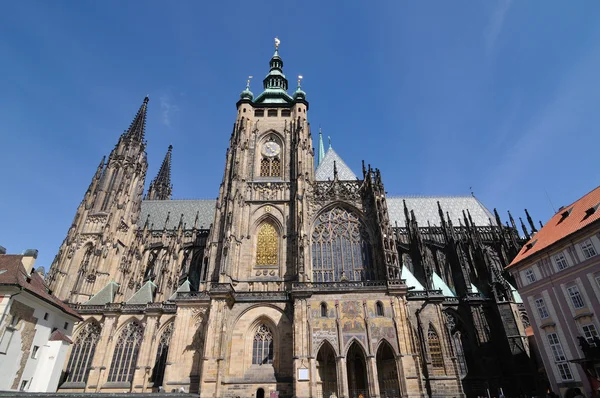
[{"left": 46, "top": 41, "right": 542, "bottom": 398}]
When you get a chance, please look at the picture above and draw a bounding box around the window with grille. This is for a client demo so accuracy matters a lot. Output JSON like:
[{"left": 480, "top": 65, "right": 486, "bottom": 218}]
[
  {"left": 524, "top": 268, "right": 536, "bottom": 284},
  {"left": 567, "top": 285, "right": 585, "bottom": 309},
  {"left": 254, "top": 110, "right": 264, "bottom": 117},
  {"left": 311, "top": 207, "right": 374, "bottom": 282},
  {"left": 252, "top": 324, "right": 274, "bottom": 365},
  {"left": 554, "top": 253, "right": 569, "bottom": 270},
  {"left": 428, "top": 325, "right": 444, "bottom": 369},
  {"left": 65, "top": 322, "right": 101, "bottom": 383},
  {"left": 582, "top": 324, "right": 598, "bottom": 345},
  {"left": 581, "top": 239, "right": 597, "bottom": 259},
  {"left": 108, "top": 322, "right": 143, "bottom": 383},
  {"left": 151, "top": 323, "right": 173, "bottom": 387},
  {"left": 535, "top": 298, "right": 549, "bottom": 319},
  {"left": 256, "top": 222, "right": 278, "bottom": 266},
  {"left": 547, "top": 333, "right": 573, "bottom": 380},
  {"left": 259, "top": 157, "right": 281, "bottom": 177}
]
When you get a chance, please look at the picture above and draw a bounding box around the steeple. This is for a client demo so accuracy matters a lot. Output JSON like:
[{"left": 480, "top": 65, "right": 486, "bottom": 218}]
[
  {"left": 254, "top": 38, "right": 295, "bottom": 104},
  {"left": 145, "top": 145, "right": 173, "bottom": 201},
  {"left": 317, "top": 128, "right": 326, "bottom": 165},
  {"left": 124, "top": 96, "right": 149, "bottom": 142}
]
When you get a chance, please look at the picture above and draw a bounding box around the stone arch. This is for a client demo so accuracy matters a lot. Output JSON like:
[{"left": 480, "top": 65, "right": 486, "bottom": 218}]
[
  {"left": 310, "top": 204, "right": 375, "bottom": 282},
  {"left": 256, "top": 130, "right": 285, "bottom": 178},
  {"left": 376, "top": 339, "right": 400, "bottom": 398},
  {"left": 314, "top": 338, "right": 339, "bottom": 357},
  {"left": 251, "top": 206, "right": 285, "bottom": 230},
  {"left": 346, "top": 340, "right": 369, "bottom": 397},
  {"left": 344, "top": 337, "right": 368, "bottom": 357},
  {"left": 64, "top": 319, "right": 102, "bottom": 384},
  {"left": 107, "top": 319, "right": 144, "bottom": 383},
  {"left": 150, "top": 320, "right": 175, "bottom": 387},
  {"left": 316, "top": 339, "right": 338, "bottom": 398}
]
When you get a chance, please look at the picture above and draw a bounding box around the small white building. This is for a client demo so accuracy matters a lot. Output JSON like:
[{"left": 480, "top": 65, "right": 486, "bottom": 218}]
[{"left": 0, "top": 248, "right": 82, "bottom": 392}]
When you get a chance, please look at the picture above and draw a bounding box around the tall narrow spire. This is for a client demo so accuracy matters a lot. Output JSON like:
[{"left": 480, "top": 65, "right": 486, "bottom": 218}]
[
  {"left": 254, "top": 39, "right": 294, "bottom": 104},
  {"left": 318, "top": 128, "right": 326, "bottom": 165},
  {"left": 145, "top": 145, "right": 173, "bottom": 201},
  {"left": 124, "top": 96, "right": 149, "bottom": 141}
]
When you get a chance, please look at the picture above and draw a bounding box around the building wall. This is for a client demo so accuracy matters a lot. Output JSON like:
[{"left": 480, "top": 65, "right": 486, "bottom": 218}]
[{"left": 511, "top": 229, "right": 600, "bottom": 397}]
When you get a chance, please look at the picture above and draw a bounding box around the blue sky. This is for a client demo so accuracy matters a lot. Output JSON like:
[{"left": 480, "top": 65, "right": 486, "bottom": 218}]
[{"left": 1, "top": 1, "right": 600, "bottom": 269}]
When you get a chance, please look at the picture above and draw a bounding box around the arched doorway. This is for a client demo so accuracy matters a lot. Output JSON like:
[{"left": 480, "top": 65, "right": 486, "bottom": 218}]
[
  {"left": 316, "top": 341, "right": 338, "bottom": 398},
  {"left": 346, "top": 342, "right": 368, "bottom": 398},
  {"left": 376, "top": 341, "right": 400, "bottom": 398},
  {"left": 256, "top": 387, "right": 265, "bottom": 398}
]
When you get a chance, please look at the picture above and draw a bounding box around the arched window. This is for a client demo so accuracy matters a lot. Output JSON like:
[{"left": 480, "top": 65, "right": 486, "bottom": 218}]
[
  {"left": 427, "top": 325, "right": 444, "bottom": 369},
  {"left": 311, "top": 207, "right": 373, "bottom": 282},
  {"left": 80, "top": 247, "right": 93, "bottom": 273},
  {"left": 151, "top": 323, "right": 174, "bottom": 387},
  {"left": 321, "top": 303, "right": 328, "bottom": 317},
  {"left": 453, "top": 331, "right": 468, "bottom": 378},
  {"left": 108, "top": 322, "right": 144, "bottom": 383},
  {"left": 144, "top": 250, "right": 159, "bottom": 281},
  {"left": 260, "top": 157, "right": 281, "bottom": 177},
  {"left": 64, "top": 322, "right": 101, "bottom": 383},
  {"left": 376, "top": 301, "right": 384, "bottom": 316},
  {"left": 252, "top": 324, "right": 274, "bottom": 365},
  {"left": 256, "top": 222, "right": 278, "bottom": 266}
]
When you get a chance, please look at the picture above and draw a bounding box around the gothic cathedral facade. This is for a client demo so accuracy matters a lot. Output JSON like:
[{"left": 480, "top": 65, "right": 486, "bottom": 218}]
[{"left": 47, "top": 43, "right": 541, "bottom": 398}]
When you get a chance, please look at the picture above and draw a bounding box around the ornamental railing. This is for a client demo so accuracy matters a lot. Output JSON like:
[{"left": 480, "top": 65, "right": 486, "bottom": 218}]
[
  {"left": 175, "top": 291, "right": 210, "bottom": 300},
  {"left": 71, "top": 302, "right": 177, "bottom": 314},
  {"left": 292, "top": 280, "right": 387, "bottom": 292}
]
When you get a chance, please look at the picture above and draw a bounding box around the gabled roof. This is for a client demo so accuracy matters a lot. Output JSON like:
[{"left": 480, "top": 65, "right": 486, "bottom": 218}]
[
  {"left": 508, "top": 185, "right": 600, "bottom": 268},
  {"left": 139, "top": 199, "right": 216, "bottom": 231},
  {"left": 387, "top": 196, "right": 494, "bottom": 227},
  {"left": 315, "top": 148, "right": 357, "bottom": 181},
  {"left": 84, "top": 281, "right": 120, "bottom": 305},
  {"left": 49, "top": 329, "right": 73, "bottom": 344},
  {"left": 169, "top": 279, "right": 192, "bottom": 301},
  {"left": 0, "top": 255, "right": 81, "bottom": 320},
  {"left": 126, "top": 280, "right": 157, "bottom": 305}
]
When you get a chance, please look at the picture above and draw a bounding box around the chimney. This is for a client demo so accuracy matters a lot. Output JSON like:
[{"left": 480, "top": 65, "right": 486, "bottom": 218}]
[
  {"left": 0, "top": 246, "right": 6, "bottom": 255},
  {"left": 21, "top": 249, "right": 38, "bottom": 275}
]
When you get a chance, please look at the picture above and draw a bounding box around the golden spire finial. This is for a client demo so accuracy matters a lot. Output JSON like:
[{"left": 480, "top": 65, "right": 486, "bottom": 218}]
[
  {"left": 247, "top": 75, "right": 253, "bottom": 88},
  {"left": 274, "top": 37, "right": 281, "bottom": 49},
  {"left": 297, "top": 75, "right": 303, "bottom": 86}
]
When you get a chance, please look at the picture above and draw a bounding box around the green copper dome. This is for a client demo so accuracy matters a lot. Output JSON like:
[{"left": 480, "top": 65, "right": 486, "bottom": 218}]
[{"left": 240, "top": 78, "right": 254, "bottom": 101}]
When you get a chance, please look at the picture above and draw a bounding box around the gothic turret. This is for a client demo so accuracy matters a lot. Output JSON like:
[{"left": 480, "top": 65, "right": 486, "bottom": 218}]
[
  {"left": 124, "top": 96, "right": 149, "bottom": 142},
  {"left": 145, "top": 145, "right": 173, "bottom": 200}
]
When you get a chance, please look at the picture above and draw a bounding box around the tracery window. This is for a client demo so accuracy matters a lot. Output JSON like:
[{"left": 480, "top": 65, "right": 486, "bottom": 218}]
[
  {"left": 151, "top": 323, "right": 174, "bottom": 387},
  {"left": 256, "top": 222, "right": 278, "bottom": 266},
  {"left": 260, "top": 157, "right": 281, "bottom": 177},
  {"left": 452, "top": 332, "right": 468, "bottom": 378},
  {"left": 64, "top": 322, "right": 101, "bottom": 383},
  {"left": 311, "top": 207, "right": 373, "bottom": 282},
  {"left": 428, "top": 325, "right": 444, "bottom": 369},
  {"left": 108, "top": 322, "right": 143, "bottom": 383},
  {"left": 252, "top": 324, "right": 274, "bottom": 365}
]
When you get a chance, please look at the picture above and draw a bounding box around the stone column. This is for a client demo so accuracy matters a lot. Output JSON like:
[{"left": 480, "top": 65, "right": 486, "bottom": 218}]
[
  {"left": 337, "top": 356, "right": 348, "bottom": 398},
  {"left": 367, "top": 355, "right": 380, "bottom": 398}
]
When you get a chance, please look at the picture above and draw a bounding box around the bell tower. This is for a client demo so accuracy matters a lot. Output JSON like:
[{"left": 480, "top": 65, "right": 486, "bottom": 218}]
[{"left": 205, "top": 39, "right": 313, "bottom": 289}]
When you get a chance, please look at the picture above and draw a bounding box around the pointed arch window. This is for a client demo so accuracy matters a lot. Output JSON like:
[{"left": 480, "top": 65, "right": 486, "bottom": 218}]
[
  {"left": 252, "top": 324, "right": 274, "bottom": 365},
  {"left": 376, "top": 301, "right": 384, "bottom": 316},
  {"left": 151, "top": 322, "right": 174, "bottom": 387},
  {"left": 108, "top": 322, "right": 144, "bottom": 383},
  {"left": 80, "top": 246, "right": 93, "bottom": 273},
  {"left": 452, "top": 331, "right": 468, "bottom": 378},
  {"left": 321, "top": 303, "right": 328, "bottom": 317},
  {"left": 311, "top": 207, "right": 373, "bottom": 282},
  {"left": 256, "top": 222, "right": 279, "bottom": 266},
  {"left": 427, "top": 325, "right": 444, "bottom": 369},
  {"left": 64, "top": 322, "right": 101, "bottom": 383}
]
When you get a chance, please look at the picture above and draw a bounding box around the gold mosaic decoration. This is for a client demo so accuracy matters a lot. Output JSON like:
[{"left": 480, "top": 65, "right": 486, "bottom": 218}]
[
  {"left": 259, "top": 157, "right": 281, "bottom": 177},
  {"left": 256, "top": 222, "right": 278, "bottom": 266}
]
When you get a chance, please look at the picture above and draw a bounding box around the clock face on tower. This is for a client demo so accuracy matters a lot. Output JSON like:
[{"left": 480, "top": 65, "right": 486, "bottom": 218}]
[{"left": 262, "top": 142, "right": 281, "bottom": 157}]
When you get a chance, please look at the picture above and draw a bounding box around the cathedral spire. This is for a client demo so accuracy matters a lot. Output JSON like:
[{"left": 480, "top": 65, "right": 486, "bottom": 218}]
[
  {"left": 317, "top": 128, "right": 326, "bottom": 165},
  {"left": 254, "top": 38, "right": 294, "bottom": 104},
  {"left": 145, "top": 145, "right": 173, "bottom": 201},
  {"left": 124, "top": 96, "right": 149, "bottom": 142}
]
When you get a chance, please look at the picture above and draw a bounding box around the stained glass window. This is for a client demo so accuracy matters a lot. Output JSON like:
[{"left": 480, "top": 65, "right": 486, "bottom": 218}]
[
  {"left": 311, "top": 207, "right": 373, "bottom": 282},
  {"left": 65, "top": 322, "right": 101, "bottom": 383},
  {"left": 428, "top": 325, "right": 444, "bottom": 369},
  {"left": 252, "top": 324, "right": 274, "bottom": 365},
  {"left": 256, "top": 222, "right": 278, "bottom": 266},
  {"left": 108, "top": 322, "right": 143, "bottom": 383},
  {"left": 151, "top": 323, "right": 173, "bottom": 386}
]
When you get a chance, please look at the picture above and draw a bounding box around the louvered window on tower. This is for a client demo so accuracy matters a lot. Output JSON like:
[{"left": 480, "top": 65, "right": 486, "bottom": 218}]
[
  {"left": 256, "top": 223, "right": 278, "bottom": 266},
  {"left": 260, "top": 157, "right": 281, "bottom": 177},
  {"left": 108, "top": 322, "right": 143, "bottom": 383},
  {"left": 64, "top": 322, "right": 101, "bottom": 384}
]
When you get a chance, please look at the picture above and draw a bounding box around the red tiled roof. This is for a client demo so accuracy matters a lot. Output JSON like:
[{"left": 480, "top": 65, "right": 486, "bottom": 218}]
[
  {"left": 49, "top": 329, "right": 73, "bottom": 344},
  {"left": 507, "top": 186, "right": 600, "bottom": 268},
  {"left": 0, "top": 255, "right": 82, "bottom": 320}
]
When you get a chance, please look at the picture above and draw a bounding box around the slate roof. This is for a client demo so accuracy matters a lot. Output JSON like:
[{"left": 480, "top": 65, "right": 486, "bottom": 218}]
[
  {"left": 387, "top": 196, "right": 495, "bottom": 227},
  {"left": 508, "top": 185, "right": 600, "bottom": 268},
  {"left": 0, "top": 254, "right": 81, "bottom": 320},
  {"left": 140, "top": 199, "right": 216, "bottom": 230},
  {"left": 315, "top": 148, "right": 358, "bottom": 181}
]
